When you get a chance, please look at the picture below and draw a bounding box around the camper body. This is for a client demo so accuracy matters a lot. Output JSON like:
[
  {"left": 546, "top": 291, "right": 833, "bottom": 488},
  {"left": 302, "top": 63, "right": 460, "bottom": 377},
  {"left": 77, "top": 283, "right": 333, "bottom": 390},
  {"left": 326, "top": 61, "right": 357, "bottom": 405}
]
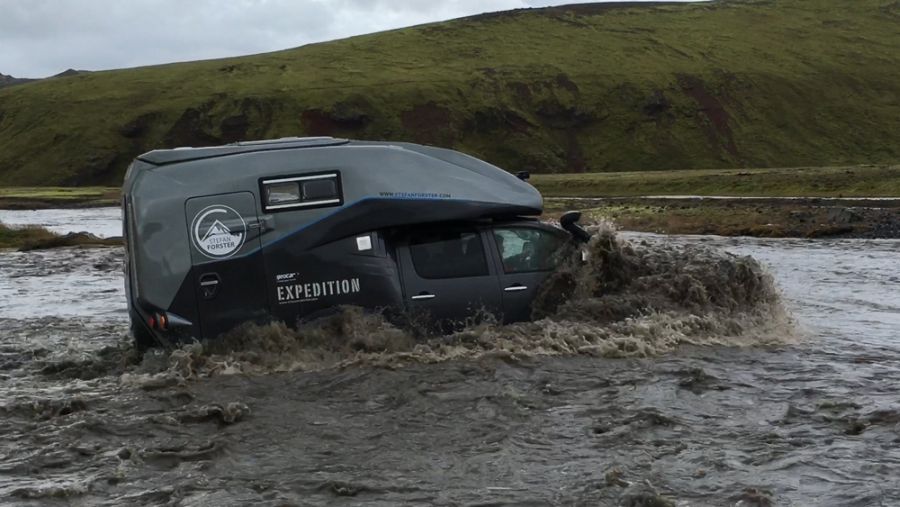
[{"left": 122, "top": 137, "right": 576, "bottom": 347}]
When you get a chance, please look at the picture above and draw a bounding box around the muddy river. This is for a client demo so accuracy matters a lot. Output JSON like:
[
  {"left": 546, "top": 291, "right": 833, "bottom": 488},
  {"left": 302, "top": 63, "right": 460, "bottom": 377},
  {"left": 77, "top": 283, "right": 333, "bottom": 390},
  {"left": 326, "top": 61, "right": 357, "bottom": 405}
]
[{"left": 0, "top": 209, "right": 898, "bottom": 506}]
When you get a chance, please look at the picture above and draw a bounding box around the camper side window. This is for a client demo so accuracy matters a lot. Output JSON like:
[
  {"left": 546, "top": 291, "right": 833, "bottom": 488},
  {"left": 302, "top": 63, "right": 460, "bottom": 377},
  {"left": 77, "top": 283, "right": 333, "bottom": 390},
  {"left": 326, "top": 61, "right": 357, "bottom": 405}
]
[
  {"left": 266, "top": 182, "right": 300, "bottom": 204},
  {"left": 261, "top": 173, "right": 342, "bottom": 212}
]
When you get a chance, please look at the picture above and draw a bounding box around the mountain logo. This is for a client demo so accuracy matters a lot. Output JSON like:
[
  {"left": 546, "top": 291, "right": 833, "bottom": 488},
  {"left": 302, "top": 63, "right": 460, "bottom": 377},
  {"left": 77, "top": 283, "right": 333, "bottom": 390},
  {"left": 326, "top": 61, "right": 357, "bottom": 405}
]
[{"left": 190, "top": 205, "right": 247, "bottom": 259}]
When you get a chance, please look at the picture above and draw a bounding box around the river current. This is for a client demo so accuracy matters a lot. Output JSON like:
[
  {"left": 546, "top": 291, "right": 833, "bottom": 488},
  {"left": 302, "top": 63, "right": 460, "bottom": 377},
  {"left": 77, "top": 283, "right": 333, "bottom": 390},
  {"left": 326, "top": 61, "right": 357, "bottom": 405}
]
[{"left": 0, "top": 209, "right": 898, "bottom": 506}]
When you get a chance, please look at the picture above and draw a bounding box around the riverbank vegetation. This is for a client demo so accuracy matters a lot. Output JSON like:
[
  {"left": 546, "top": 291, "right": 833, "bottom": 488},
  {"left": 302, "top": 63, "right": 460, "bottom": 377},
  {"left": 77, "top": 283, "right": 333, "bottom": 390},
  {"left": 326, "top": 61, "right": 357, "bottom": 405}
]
[
  {"left": 544, "top": 198, "right": 900, "bottom": 238},
  {"left": 1, "top": 162, "right": 898, "bottom": 243},
  {"left": 0, "top": 222, "right": 119, "bottom": 250},
  {"left": 1, "top": 0, "right": 898, "bottom": 186},
  {"left": 2, "top": 164, "right": 898, "bottom": 210},
  {"left": 532, "top": 164, "right": 900, "bottom": 198},
  {"left": 0, "top": 223, "right": 56, "bottom": 249},
  {"left": 0, "top": 187, "right": 119, "bottom": 209}
]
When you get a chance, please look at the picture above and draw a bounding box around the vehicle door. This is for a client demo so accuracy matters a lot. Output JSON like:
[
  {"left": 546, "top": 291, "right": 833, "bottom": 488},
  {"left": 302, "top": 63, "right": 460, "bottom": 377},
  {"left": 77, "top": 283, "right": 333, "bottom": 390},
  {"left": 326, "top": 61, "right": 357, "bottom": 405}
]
[
  {"left": 488, "top": 225, "right": 568, "bottom": 323},
  {"left": 397, "top": 226, "right": 502, "bottom": 330},
  {"left": 185, "top": 192, "right": 267, "bottom": 339}
]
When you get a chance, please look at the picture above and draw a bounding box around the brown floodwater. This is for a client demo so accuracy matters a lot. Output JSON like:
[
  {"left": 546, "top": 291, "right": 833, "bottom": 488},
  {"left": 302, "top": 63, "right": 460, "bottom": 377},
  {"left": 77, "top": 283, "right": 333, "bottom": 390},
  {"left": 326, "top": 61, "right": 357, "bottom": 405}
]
[{"left": 1, "top": 211, "right": 898, "bottom": 506}]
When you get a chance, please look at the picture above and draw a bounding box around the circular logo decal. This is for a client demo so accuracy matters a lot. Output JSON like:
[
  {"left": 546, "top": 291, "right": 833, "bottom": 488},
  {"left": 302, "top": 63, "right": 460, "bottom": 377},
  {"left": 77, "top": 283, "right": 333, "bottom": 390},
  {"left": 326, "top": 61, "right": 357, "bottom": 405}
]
[{"left": 190, "top": 205, "right": 247, "bottom": 259}]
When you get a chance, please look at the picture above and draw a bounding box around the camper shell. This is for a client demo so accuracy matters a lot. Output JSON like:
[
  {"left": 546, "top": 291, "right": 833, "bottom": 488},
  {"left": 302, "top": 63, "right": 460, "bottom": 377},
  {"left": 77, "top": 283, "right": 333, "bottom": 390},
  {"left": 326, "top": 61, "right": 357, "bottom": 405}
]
[{"left": 122, "top": 137, "right": 584, "bottom": 347}]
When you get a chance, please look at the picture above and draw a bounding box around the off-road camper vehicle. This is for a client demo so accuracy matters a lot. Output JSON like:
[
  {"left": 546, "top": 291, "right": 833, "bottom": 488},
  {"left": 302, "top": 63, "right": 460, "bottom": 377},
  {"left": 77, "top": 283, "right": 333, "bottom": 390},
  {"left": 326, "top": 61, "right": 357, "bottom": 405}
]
[{"left": 123, "top": 137, "right": 589, "bottom": 348}]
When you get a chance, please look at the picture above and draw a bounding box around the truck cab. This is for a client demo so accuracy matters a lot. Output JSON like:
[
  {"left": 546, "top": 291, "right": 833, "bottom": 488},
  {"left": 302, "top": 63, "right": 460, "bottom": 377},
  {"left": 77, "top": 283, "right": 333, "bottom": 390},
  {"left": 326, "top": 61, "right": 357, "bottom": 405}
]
[{"left": 393, "top": 220, "right": 568, "bottom": 327}]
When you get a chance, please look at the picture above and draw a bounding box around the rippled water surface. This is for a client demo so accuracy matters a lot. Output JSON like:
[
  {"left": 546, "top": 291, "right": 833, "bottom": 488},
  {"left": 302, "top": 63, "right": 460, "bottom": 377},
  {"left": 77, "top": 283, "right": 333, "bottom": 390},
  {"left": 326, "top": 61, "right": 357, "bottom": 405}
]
[
  {"left": 1, "top": 210, "right": 898, "bottom": 506},
  {"left": 0, "top": 207, "right": 122, "bottom": 238}
]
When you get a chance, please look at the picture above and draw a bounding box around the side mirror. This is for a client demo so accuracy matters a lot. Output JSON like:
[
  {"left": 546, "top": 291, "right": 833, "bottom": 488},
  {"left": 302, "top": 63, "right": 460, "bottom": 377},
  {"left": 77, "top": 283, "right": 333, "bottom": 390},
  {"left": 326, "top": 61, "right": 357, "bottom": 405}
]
[
  {"left": 516, "top": 171, "right": 530, "bottom": 181},
  {"left": 560, "top": 211, "right": 591, "bottom": 243}
]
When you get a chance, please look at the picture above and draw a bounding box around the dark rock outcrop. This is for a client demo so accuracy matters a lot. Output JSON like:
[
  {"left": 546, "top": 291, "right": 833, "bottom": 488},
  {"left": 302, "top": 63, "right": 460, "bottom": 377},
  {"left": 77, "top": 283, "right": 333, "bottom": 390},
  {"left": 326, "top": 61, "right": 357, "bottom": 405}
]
[{"left": 0, "top": 72, "right": 35, "bottom": 88}]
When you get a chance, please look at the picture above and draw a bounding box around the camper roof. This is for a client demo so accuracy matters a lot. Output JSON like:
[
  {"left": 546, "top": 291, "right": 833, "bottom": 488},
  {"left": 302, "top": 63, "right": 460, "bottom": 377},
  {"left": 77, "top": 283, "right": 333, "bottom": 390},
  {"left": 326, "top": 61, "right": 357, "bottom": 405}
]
[{"left": 138, "top": 137, "right": 350, "bottom": 165}]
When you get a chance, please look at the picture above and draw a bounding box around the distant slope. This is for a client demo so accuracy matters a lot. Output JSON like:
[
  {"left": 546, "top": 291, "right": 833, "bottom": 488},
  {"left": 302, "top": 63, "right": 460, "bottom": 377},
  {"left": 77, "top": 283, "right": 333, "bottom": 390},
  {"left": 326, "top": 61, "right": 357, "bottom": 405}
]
[
  {"left": 0, "top": 69, "right": 89, "bottom": 90},
  {"left": 0, "top": 72, "right": 36, "bottom": 89},
  {"left": 0, "top": 0, "right": 898, "bottom": 186}
]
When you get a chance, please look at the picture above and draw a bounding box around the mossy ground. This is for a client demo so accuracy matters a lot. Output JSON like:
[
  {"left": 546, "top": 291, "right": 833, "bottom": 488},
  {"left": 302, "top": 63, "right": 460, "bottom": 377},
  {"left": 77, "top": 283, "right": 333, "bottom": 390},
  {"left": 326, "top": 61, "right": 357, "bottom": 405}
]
[
  {"left": 0, "top": 0, "right": 898, "bottom": 186},
  {"left": 544, "top": 198, "right": 900, "bottom": 238},
  {"left": 0, "top": 223, "right": 57, "bottom": 249},
  {"left": 0, "top": 187, "right": 119, "bottom": 209},
  {"left": 3, "top": 164, "right": 897, "bottom": 210},
  {"left": 3, "top": 161, "right": 898, "bottom": 239},
  {"left": 532, "top": 164, "right": 900, "bottom": 198},
  {"left": 629, "top": 203, "right": 893, "bottom": 237}
]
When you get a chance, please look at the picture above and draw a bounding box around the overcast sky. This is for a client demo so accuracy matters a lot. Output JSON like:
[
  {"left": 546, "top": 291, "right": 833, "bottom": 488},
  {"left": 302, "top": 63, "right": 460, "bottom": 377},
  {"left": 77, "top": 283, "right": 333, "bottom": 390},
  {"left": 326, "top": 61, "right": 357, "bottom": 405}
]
[{"left": 1, "top": 0, "right": 700, "bottom": 78}]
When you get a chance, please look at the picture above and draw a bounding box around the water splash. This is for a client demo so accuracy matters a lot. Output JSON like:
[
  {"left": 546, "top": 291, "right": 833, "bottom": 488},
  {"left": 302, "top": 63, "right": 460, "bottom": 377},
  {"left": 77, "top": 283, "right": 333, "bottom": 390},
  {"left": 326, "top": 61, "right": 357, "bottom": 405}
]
[{"left": 137, "top": 222, "right": 793, "bottom": 378}]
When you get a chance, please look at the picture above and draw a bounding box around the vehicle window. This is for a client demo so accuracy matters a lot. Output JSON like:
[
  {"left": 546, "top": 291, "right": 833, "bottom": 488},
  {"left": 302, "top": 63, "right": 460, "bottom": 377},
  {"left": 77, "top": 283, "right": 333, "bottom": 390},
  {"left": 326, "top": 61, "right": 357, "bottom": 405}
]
[
  {"left": 409, "top": 230, "right": 489, "bottom": 279},
  {"left": 493, "top": 227, "right": 566, "bottom": 273},
  {"left": 261, "top": 173, "right": 342, "bottom": 212},
  {"left": 265, "top": 182, "right": 300, "bottom": 204},
  {"left": 302, "top": 178, "right": 338, "bottom": 200}
]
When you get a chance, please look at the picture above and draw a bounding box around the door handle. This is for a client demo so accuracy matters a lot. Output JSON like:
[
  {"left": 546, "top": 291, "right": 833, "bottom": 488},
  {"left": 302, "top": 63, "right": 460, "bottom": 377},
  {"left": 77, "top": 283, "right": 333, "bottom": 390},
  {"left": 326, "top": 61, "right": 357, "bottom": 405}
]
[
  {"left": 411, "top": 292, "right": 436, "bottom": 300},
  {"left": 504, "top": 284, "right": 528, "bottom": 292},
  {"left": 248, "top": 216, "right": 275, "bottom": 233},
  {"left": 199, "top": 273, "right": 220, "bottom": 300}
]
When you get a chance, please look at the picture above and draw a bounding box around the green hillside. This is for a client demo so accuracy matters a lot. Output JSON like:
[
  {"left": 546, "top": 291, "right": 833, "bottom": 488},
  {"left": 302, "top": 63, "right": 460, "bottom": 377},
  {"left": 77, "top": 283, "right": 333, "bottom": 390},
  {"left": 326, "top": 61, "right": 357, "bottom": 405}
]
[{"left": 0, "top": 0, "right": 898, "bottom": 186}]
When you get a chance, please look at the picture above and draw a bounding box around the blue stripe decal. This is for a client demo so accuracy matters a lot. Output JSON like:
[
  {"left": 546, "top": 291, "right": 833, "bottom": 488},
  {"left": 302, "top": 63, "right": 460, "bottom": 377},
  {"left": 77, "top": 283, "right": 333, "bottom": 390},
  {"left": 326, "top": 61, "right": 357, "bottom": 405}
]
[
  {"left": 262, "top": 195, "right": 470, "bottom": 250},
  {"left": 216, "top": 196, "right": 486, "bottom": 261}
]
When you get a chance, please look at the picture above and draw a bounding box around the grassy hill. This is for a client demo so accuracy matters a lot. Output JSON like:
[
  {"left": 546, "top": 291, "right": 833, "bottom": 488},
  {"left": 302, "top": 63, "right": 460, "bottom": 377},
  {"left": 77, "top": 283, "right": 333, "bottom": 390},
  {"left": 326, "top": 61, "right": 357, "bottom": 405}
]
[{"left": 0, "top": 0, "right": 898, "bottom": 186}]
